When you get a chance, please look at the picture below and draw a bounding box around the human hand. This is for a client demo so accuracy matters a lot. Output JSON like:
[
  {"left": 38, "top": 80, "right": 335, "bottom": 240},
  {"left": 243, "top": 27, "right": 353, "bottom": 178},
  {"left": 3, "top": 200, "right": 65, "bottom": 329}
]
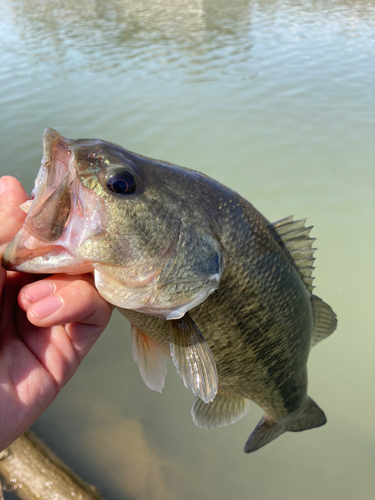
[{"left": 0, "top": 176, "right": 113, "bottom": 450}]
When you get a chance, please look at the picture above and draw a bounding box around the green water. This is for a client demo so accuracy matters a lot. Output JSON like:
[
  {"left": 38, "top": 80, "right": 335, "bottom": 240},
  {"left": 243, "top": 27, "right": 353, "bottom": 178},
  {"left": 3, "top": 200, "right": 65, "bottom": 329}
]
[{"left": 1, "top": 0, "right": 374, "bottom": 499}]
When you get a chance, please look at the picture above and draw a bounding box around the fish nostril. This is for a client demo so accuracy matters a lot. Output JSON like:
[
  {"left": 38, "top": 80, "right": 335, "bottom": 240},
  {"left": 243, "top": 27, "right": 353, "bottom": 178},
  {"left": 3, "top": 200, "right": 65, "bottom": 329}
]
[{"left": 88, "top": 152, "right": 104, "bottom": 161}]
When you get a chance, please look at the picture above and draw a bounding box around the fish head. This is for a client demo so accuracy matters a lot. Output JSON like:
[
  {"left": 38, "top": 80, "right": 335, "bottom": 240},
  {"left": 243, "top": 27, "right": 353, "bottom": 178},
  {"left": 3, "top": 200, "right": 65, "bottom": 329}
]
[{"left": 4, "top": 128, "right": 224, "bottom": 319}]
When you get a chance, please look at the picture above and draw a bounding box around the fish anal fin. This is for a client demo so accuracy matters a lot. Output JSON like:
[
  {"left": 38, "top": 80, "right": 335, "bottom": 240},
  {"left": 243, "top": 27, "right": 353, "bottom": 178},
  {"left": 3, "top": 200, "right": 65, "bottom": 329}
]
[
  {"left": 269, "top": 215, "right": 316, "bottom": 293},
  {"left": 244, "top": 397, "right": 327, "bottom": 453},
  {"left": 131, "top": 324, "right": 168, "bottom": 393},
  {"left": 169, "top": 313, "right": 218, "bottom": 403},
  {"left": 311, "top": 295, "right": 338, "bottom": 347},
  {"left": 192, "top": 393, "right": 250, "bottom": 429}
]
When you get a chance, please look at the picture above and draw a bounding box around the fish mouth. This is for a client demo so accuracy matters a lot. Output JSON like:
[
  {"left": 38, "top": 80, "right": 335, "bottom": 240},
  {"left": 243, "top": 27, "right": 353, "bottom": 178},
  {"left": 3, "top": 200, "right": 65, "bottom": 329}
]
[
  {"left": 26, "top": 128, "right": 73, "bottom": 242},
  {"left": 3, "top": 128, "right": 103, "bottom": 274}
]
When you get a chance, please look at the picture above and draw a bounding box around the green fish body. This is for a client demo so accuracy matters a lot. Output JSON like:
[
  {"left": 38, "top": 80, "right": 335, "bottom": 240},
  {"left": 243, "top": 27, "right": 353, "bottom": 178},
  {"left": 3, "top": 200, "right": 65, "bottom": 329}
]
[{"left": 4, "top": 128, "right": 337, "bottom": 452}]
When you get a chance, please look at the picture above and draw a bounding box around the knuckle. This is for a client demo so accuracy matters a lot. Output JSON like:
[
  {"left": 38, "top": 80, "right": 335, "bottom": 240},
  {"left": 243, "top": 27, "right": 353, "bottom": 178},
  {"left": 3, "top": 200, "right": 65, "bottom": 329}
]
[{"left": 62, "top": 279, "right": 99, "bottom": 312}]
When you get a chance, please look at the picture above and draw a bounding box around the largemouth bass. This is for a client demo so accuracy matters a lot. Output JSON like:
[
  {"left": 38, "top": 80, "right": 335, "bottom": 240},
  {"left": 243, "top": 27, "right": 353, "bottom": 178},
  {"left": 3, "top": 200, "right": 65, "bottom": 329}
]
[{"left": 4, "top": 128, "right": 337, "bottom": 453}]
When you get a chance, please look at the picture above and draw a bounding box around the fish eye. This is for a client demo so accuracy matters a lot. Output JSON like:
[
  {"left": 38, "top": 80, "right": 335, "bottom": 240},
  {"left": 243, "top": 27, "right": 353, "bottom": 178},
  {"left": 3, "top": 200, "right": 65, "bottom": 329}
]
[{"left": 106, "top": 171, "right": 136, "bottom": 195}]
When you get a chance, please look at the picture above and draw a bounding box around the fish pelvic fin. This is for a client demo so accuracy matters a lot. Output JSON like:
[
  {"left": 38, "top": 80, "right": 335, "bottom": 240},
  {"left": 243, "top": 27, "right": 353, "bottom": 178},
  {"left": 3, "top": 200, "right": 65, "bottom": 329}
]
[
  {"left": 131, "top": 324, "right": 168, "bottom": 393},
  {"left": 311, "top": 295, "right": 337, "bottom": 347},
  {"left": 191, "top": 393, "right": 250, "bottom": 429},
  {"left": 244, "top": 397, "right": 327, "bottom": 454}
]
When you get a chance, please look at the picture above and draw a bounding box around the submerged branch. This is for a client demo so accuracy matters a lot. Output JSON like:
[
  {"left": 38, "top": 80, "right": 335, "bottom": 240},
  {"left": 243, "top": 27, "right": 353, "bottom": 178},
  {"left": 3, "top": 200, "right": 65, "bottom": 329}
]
[{"left": 0, "top": 431, "right": 106, "bottom": 500}]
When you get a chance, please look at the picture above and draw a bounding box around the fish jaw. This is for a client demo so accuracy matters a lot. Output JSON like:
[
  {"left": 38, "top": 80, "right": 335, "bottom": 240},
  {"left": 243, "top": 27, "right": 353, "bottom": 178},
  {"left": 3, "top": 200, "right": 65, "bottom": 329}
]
[
  {"left": 3, "top": 128, "right": 105, "bottom": 274},
  {"left": 3, "top": 228, "right": 95, "bottom": 274}
]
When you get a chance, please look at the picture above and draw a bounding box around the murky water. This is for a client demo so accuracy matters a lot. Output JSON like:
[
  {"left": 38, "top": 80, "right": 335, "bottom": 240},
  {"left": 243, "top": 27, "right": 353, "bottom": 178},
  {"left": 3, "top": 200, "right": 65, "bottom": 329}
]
[{"left": 1, "top": 0, "right": 375, "bottom": 498}]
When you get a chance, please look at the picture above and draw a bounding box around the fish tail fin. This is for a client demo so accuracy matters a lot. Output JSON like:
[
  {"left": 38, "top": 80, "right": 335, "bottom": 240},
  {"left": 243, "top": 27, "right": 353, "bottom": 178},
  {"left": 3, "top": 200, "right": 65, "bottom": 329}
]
[
  {"left": 286, "top": 397, "right": 327, "bottom": 433},
  {"left": 244, "top": 416, "right": 288, "bottom": 454},
  {"left": 244, "top": 397, "right": 327, "bottom": 453}
]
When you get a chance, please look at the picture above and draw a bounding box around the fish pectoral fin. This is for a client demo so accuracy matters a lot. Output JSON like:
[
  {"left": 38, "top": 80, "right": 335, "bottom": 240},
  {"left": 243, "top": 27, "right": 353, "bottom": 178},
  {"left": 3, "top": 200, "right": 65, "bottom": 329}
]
[
  {"left": 311, "top": 295, "right": 337, "bottom": 347},
  {"left": 131, "top": 324, "right": 168, "bottom": 393},
  {"left": 192, "top": 393, "right": 250, "bottom": 429},
  {"left": 244, "top": 397, "right": 327, "bottom": 453},
  {"left": 169, "top": 313, "right": 218, "bottom": 403}
]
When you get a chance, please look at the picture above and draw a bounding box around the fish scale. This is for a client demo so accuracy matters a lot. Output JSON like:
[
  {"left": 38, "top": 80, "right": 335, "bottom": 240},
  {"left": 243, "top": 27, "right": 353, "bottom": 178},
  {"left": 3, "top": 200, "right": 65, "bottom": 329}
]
[{"left": 120, "top": 189, "right": 312, "bottom": 415}]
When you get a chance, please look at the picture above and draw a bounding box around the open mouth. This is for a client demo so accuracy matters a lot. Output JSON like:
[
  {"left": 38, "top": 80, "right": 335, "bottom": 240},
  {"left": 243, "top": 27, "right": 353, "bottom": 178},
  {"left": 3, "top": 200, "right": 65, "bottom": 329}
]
[
  {"left": 3, "top": 129, "right": 99, "bottom": 274},
  {"left": 23, "top": 128, "right": 73, "bottom": 243}
]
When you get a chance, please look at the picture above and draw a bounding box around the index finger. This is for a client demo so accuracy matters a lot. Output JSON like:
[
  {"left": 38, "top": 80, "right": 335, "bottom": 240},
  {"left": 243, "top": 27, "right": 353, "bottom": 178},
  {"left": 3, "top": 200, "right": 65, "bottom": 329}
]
[{"left": 0, "top": 176, "right": 29, "bottom": 259}]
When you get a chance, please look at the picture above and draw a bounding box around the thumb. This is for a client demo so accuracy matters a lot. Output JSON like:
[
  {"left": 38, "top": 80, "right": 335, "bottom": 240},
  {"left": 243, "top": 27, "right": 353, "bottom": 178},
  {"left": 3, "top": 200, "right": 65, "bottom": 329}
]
[{"left": 0, "top": 176, "right": 29, "bottom": 259}]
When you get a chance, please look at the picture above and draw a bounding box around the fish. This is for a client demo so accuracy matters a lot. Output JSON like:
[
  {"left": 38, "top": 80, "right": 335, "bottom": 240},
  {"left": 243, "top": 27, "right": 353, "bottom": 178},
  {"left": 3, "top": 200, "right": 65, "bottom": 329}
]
[{"left": 4, "top": 128, "right": 337, "bottom": 453}]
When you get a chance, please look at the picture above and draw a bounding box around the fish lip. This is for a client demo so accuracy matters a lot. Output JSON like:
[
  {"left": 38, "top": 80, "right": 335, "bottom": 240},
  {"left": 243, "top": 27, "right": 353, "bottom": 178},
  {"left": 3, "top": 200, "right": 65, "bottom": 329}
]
[
  {"left": 41, "top": 127, "right": 60, "bottom": 165},
  {"left": 41, "top": 127, "right": 72, "bottom": 155},
  {"left": 43, "top": 128, "right": 72, "bottom": 171},
  {"left": 37, "top": 127, "right": 73, "bottom": 184},
  {"left": 3, "top": 239, "right": 68, "bottom": 271},
  {"left": 3, "top": 237, "right": 95, "bottom": 274},
  {"left": 38, "top": 128, "right": 67, "bottom": 183}
]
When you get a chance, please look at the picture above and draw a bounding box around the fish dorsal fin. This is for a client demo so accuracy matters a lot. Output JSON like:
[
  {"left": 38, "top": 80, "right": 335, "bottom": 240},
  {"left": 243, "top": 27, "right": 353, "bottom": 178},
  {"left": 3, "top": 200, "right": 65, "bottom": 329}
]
[
  {"left": 270, "top": 215, "right": 316, "bottom": 293},
  {"left": 131, "top": 324, "right": 168, "bottom": 393},
  {"left": 191, "top": 393, "right": 250, "bottom": 429},
  {"left": 169, "top": 313, "right": 218, "bottom": 403},
  {"left": 311, "top": 295, "right": 337, "bottom": 347}
]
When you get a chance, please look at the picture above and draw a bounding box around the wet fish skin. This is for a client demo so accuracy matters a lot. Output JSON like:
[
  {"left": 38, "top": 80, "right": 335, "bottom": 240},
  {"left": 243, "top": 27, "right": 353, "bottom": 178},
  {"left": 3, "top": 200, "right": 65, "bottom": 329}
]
[
  {"left": 4, "top": 128, "right": 337, "bottom": 452},
  {"left": 74, "top": 138, "right": 225, "bottom": 318},
  {"left": 120, "top": 195, "right": 312, "bottom": 415}
]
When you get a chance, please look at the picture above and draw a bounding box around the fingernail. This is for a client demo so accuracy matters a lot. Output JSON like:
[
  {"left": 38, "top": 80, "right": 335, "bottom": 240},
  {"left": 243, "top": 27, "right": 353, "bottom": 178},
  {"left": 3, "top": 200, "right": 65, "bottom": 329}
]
[
  {"left": 0, "top": 177, "right": 7, "bottom": 197},
  {"left": 31, "top": 296, "right": 61, "bottom": 318},
  {"left": 24, "top": 281, "right": 54, "bottom": 303}
]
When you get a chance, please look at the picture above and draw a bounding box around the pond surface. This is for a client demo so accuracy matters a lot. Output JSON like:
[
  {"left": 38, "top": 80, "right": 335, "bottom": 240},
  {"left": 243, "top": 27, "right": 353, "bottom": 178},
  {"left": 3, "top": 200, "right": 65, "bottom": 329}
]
[{"left": 1, "top": 0, "right": 375, "bottom": 499}]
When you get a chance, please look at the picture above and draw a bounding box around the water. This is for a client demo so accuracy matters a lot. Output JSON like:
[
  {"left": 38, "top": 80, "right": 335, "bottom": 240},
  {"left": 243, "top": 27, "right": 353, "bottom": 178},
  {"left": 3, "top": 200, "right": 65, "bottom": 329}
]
[{"left": 1, "top": 0, "right": 374, "bottom": 498}]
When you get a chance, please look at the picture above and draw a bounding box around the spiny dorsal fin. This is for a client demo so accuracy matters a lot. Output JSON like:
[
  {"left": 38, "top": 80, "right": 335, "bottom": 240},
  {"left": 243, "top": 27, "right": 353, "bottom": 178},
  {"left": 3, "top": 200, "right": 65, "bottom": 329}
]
[
  {"left": 191, "top": 393, "right": 250, "bottom": 429},
  {"left": 311, "top": 295, "right": 338, "bottom": 347},
  {"left": 270, "top": 215, "right": 316, "bottom": 293}
]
